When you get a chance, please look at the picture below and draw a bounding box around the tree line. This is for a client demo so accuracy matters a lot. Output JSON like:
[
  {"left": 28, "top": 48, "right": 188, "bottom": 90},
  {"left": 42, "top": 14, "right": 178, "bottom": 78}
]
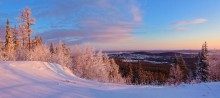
[{"left": 116, "top": 42, "right": 214, "bottom": 85}]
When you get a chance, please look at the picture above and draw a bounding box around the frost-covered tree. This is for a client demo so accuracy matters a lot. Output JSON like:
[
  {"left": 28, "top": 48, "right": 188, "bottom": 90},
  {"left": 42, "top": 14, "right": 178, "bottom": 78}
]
[
  {"left": 196, "top": 42, "right": 209, "bottom": 82},
  {"left": 15, "top": 47, "right": 29, "bottom": 61},
  {"left": 178, "top": 56, "right": 188, "bottom": 82},
  {"left": 49, "top": 42, "right": 55, "bottom": 54},
  {"left": 167, "top": 64, "right": 183, "bottom": 85},
  {"left": 27, "top": 44, "right": 50, "bottom": 62},
  {"left": 167, "top": 55, "right": 188, "bottom": 85},
  {"left": 50, "top": 41, "right": 71, "bottom": 68},
  {"left": 71, "top": 45, "right": 124, "bottom": 83},
  {"left": 73, "top": 45, "right": 103, "bottom": 80},
  {"left": 5, "top": 19, "right": 14, "bottom": 52},
  {"left": 208, "top": 51, "right": 220, "bottom": 81},
  {"left": 18, "top": 24, "right": 27, "bottom": 47},
  {"left": 32, "top": 36, "right": 38, "bottom": 47},
  {"left": 12, "top": 25, "right": 20, "bottom": 50},
  {"left": 108, "top": 58, "right": 124, "bottom": 83},
  {"left": 96, "top": 50, "right": 103, "bottom": 64},
  {"left": 4, "top": 19, "right": 15, "bottom": 60},
  {"left": 39, "top": 36, "right": 42, "bottom": 45},
  {"left": 18, "top": 7, "right": 35, "bottom": 50},
  {"left": 31, "top": 36, "right": 42, "bottom": 48}
]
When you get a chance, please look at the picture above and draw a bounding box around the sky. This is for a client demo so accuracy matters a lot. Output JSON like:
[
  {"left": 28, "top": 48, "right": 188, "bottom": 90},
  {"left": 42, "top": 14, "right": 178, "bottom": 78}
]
[{"left": 0, "top": 0, "right": 220, "bottom": 50}]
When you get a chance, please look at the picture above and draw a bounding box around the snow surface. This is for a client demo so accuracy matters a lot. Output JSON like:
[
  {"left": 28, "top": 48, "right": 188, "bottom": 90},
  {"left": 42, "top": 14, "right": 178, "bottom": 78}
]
[{"left": 0, "top": 61, "right": 220, "bottom": 98}]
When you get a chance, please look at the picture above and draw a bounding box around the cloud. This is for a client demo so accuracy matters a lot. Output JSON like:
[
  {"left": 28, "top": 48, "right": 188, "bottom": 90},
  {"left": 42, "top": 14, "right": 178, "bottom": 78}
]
[
  {"left": 172, "top": 27, "right": 187, "bottom": 32},
  {"left": 34, "top": 0, "right": 144, "bottom": 44},
  {"left": 130, "top": 5, "right": 142, "bottom": 22},
  {"left": 37, "top": 29, "right": 84, "bottom": 44},
  {"left": 38, "top": 18, "right": 141, "bottom": 44},
  {"left": 172, "top": 18, "right": 207, "bottom": 26}
]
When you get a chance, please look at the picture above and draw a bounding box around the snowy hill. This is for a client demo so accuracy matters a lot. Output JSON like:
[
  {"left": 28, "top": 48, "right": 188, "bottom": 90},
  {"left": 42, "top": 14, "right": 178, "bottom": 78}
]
[{"left": 0, "top": 61, "right": 220, "bottom": 98}]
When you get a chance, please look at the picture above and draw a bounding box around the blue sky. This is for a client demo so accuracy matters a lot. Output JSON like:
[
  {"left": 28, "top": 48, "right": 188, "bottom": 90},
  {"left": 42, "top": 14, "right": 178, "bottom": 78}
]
[{"left": 0, "top": 0, "right": 220, "bottom": 50}]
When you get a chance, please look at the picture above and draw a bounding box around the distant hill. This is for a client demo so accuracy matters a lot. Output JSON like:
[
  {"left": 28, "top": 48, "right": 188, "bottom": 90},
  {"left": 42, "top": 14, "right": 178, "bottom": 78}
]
[{"left": 132, "top": 50, "right": 199, "bottom": 55}]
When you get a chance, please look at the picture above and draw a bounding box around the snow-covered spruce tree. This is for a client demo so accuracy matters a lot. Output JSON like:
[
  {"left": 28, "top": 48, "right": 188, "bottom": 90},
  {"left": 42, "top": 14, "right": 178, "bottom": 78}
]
[
  {"left": 39, "top": 36, "right": 43, "bottom": 45},
  {"left": 61, "top": 43, "right": 72, "bottom": 68},
  {"left": 167, "top": 64, "right": 183, "bottom": 85},
  {"left": 32, "top": 36, "right": 42, "bottom": 47},
  {"left": 196, "top": 42, "right": 209, "bottom": 82},
  {"left": 108, "top": 58, "right": 125, "bottom": 83},
  {"left": 12, "top": 25, "right": 20, "bottom": 50},
  {"left": 71, "top": 45, "right": 124, "bottom": 83},
  {"left": 196, "top": 52, "right": 202, "bottom": 82},
  {"left": 49, "top": 42, "right": 55, "bottom": 54},
  {"left": 50, "top": 41, "right": 72, "bottom": 68},
  {"left": 208, "top": 50, "right": 220, "bottom": 81},
  {"left": 18, "top": 7, "right": 35, "bottom": 50},
  {"left": 178, "top": 56, "right": 188, "bottom": 82},
  {"left": 167, "top": 55, "right": 188, "bottom": 85},
  {"left": 4, "top": 19, "right": 15, "bottom": 61}
]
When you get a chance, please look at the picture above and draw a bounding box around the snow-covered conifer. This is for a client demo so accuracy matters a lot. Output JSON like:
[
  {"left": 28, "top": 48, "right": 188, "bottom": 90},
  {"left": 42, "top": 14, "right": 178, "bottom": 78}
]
[
  {"left": 49, "top": 42, "right": 55, "bottom": 54},
  {"left": 4, "top": 19, "right": 15, "bottom": 60},
  {"left": 196, "top": 42, "right": 209, "bottom": 82},
  {"left": 167, "top": 64, "right": 183, "bottom": 85},
  {"left": 12, "top": 25, "right": 20, "bottom": 49}
]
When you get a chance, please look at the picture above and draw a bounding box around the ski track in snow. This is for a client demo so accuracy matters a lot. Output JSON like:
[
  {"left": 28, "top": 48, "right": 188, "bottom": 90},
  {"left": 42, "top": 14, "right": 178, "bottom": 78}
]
[{"left": 0, "top": 61, "right": 220, "bottom": 98}]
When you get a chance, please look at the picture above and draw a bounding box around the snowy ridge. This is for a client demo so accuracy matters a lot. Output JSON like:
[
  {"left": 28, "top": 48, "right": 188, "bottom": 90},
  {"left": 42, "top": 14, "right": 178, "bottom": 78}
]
[{"left": 0, "top": 61, "right": 220, "bottom": 98}]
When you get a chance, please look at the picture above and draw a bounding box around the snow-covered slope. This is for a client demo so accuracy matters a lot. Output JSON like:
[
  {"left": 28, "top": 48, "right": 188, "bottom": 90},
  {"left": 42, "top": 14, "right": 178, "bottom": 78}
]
[{"left": 0, "top": 61, "right": 220, "bottom": 98}]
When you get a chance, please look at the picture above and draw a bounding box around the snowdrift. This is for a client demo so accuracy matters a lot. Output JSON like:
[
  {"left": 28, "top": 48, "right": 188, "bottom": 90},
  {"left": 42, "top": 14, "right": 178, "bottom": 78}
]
[{"left": 0, "top": 61, "right": 220, "bottom": 98}]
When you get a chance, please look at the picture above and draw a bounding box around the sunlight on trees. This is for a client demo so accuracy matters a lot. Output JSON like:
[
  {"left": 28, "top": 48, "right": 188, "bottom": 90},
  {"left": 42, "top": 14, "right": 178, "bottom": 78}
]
[{"left": 0, "top": 7, "right": 220, "bottom": 85}]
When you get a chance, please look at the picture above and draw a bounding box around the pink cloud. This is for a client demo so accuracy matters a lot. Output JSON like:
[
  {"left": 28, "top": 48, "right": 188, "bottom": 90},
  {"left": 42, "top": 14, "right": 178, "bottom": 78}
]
[
  {"left": 130, "top": 5, "right": 142, "bottom": 22},
  {"left": 172, "top": 18, "right": 207, "bottom": 26},
  {"left": 87, "top": 26, "right": 135, "bottom": 42},
  {"left": 78, "top": 19, "right": 138, "bottom": 43},
  {"left": 39, "top": 18, "right": 143, "bottom": 44},
  {"left": 173, "top": 27, "right": 187, "bottom": 32}
]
